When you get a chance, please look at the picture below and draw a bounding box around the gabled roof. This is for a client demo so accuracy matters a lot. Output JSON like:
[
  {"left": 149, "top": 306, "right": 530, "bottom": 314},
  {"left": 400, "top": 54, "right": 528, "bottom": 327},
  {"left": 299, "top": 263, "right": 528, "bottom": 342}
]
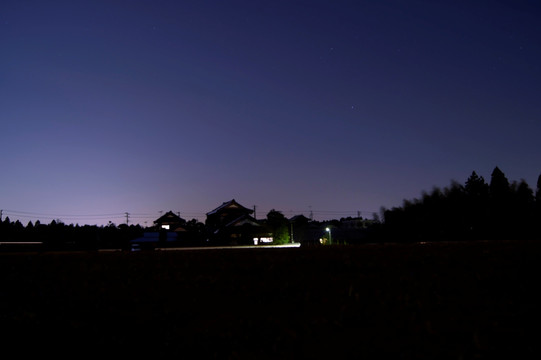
[
  {"left": 206, "top": 199, "right": 253, "bottom": 216},
  {"left": 154, "top": 211, "right": 185, "bottom": 224},
  {"left": 213, "top": 214, "right": 263, "bottom": 235},
  {"left": 225, "top": 214, "right": 261, "bottom": 228},
  {"left": 290, "top": 214, "right": 310, "bottom": 222}
]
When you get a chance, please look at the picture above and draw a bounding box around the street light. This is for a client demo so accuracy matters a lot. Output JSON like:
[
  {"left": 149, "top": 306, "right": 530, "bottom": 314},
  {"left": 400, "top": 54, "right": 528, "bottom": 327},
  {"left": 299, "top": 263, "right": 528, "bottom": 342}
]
[{"left": 326, "top": 227, "right": 332, "bottom": 245}]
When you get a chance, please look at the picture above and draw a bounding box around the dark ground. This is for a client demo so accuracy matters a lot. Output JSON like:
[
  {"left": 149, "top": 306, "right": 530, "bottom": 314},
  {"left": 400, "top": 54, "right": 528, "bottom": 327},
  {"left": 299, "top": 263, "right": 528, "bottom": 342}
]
[{"left": 1, "top": 241, "right": 540, "bottom": 359}]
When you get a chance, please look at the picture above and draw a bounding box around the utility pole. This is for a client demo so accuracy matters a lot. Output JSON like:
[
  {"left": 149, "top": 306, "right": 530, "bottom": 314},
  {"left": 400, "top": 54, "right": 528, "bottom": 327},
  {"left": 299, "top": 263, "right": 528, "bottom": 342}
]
[
  {"left": 290, "top": 222, "right": 294, "bottom": 243},
  {"left": 253, "top": 205, "right": 257, "bottom": 220},
  {"left": 125, "top": 212, "right": 130, "bottom": 225}
]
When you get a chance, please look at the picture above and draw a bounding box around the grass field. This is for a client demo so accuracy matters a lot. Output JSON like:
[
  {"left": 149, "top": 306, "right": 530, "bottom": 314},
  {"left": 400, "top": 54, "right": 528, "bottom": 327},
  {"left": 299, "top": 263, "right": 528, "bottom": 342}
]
[{"left": 1, "top": 241, "right": 540, "bottom": 358}]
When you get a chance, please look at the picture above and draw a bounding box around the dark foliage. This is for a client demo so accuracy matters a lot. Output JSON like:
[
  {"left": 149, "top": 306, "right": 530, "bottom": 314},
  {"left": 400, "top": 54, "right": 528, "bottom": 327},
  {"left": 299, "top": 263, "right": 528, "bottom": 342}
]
[
  {"left": 2, "top": 167, "right": 540, "bottom": 249},
  {"left": 0, "top": 218, "right": 145, "bottom": 250},
  {"left": 378, "top": 167, "right": 541, "bottom": 242},
  {"left": 0, "top": 212, "right": 213, "bottom": 249},
  {"left": 266, "top": 209, "right": 290, "bottom": 244}
]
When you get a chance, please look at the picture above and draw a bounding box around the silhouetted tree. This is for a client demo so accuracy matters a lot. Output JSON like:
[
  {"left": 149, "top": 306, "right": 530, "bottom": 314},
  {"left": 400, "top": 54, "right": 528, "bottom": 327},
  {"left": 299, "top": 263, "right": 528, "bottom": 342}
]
[
  {"left": 1, "top": 217, "right": 12, "bottom": 241},
  {"left": 266, "top": 210, "right": 290, "bottom": 244},
  {"left": 515, "top": 180, "right": 534, "bottom": 206},
  {"left": 443, "top": 181, "right": 468, "bottom": 238},
  {"left": 464, "top": 171, "right": 490, "bottom": 238},
  {"left": 535, "top": 174, "right": 541, "bottom": 238},
  {"left": 490, "top": 167, "right": 511, "bottom": 200},
  {"left": 377, "top": 167, "right": 541, "bottom": 242},
  {"left": 13, "top": 220, "right": 24, "bottom": 231},
  {"left": 488, "top": 167, "right": 512, "bottom": 239},
  {"left": 182, "top": 219, "right": 206, "bottom": 246},
  {"left": 512, "top": 180, "right": 535, "bottom": 238},
  {"left": 465, "top": 171, "right": 489, "bottom": 198},
  {"left": 536, "top": 174, "right": 541, "bottom": 207}
]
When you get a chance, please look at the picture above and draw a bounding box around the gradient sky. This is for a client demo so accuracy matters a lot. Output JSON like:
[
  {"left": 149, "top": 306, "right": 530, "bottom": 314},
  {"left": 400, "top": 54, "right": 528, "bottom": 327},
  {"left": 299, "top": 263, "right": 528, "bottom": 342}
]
[{"left": 2, "top": 0, "right": 541, "bottom": 226}]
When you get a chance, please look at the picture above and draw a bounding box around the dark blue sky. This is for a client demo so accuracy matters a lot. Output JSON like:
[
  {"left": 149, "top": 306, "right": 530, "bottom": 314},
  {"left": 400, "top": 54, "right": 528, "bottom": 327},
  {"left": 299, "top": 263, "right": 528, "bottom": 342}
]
[{"left": 2, "top": 0, "right": 541, "bottom": 225}]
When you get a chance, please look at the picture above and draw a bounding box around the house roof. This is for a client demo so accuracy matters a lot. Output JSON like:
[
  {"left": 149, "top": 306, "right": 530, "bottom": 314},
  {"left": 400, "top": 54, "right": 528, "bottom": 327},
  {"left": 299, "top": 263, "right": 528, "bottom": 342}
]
[
  {"left": 213, "top": 214, "right": 263, "bottom": 235},
  {"left": 154, "top": 211, "right": 185, "bottom": 224},
  {"left": 225, "top": 214, "right": 261, "bottom": 228},
  {"left": 290, "top": 214, "right": 310, "bottom": 222},
  {"left": 206, "top": 199, "right": 253, "bottom": 216}
]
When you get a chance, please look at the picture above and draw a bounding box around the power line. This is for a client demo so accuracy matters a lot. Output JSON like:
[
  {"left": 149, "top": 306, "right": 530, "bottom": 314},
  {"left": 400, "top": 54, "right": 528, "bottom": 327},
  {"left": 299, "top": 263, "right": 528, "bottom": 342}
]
[
  {"left": 1, "top": 207, "right": 380, "bottom": 226},
  {"left": 3, "top": 209, "right": 126, "bottom": 218},
  {"left": 4, "top": 208, "right": 377, "bottom": 217},
  {"left": 255, "top": 209, "right": 378, "bottom": 217}
]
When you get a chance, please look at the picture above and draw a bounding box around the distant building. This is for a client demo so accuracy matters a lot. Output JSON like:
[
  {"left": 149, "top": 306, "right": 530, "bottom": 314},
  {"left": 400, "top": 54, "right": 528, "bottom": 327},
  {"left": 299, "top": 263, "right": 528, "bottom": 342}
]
[
  {"left": 289, "top": 214, "right": 321, "bottom": 245},
  {"left": 340, "top": 217, "right": 365, "bottom": 229},
  {"left": 206, "top": 199, "right": 253, "bottom": 227},
  {"left": 154, "top": 211, "right": 187, "bottom": 232},
  {"left": 206, "top": 199, "right": 271, "bottom": 245},
  {"left": 289, "top": 214, "right": 310, "bottom": 224}
]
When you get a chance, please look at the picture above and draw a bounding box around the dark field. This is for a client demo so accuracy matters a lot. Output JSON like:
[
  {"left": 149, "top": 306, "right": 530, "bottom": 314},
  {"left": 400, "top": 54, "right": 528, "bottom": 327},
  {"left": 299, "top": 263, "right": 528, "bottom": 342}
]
[{"left": 2, "top": 241, "right": 540, "bottom": 358}]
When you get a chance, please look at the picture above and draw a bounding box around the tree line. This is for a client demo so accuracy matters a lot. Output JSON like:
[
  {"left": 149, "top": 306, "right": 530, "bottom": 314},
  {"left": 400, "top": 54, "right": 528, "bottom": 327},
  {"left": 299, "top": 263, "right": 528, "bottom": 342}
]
[
  {"left": 2, "top": 166, "right": 540, "bottom": 249},
  {"left": 376, "top": 167, "right": 541, "bottom": 242},
  {"left": 0, "top": 209, "right": 371, "bottom": 249},
  {"left": 0, "top": 219, "right": 147, "bottom": 250}
]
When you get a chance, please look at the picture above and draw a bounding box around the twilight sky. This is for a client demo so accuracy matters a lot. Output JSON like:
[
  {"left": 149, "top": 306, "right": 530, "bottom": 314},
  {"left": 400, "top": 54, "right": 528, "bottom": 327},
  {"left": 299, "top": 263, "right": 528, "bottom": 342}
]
[{"left": 2, "top": 0, "right": 541, "bottom": 226}]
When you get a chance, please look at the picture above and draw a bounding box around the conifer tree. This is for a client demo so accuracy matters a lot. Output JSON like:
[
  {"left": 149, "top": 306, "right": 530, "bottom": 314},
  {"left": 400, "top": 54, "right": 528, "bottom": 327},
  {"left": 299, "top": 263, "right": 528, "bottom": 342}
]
[
  {"left": 465, "top": 171, "right": 489, "bottom": 198},
  {"left": 488, "top": 167, "right": 512, "bottom": 239},
  {"left": 536, "top": 173, "right": 541, "bottom": 206},
  {"left": 489, "top": 166, "right": 511, "bottom": 199},
  {"left": 463, "top": 171, "right": 490, "bottom": 239}
]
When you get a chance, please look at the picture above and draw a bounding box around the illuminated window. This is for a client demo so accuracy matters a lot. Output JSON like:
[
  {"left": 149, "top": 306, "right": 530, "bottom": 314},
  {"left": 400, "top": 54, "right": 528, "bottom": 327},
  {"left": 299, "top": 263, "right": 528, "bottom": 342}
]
[{"left": 161, "top": 224, "right": 170, "bottom": 230}]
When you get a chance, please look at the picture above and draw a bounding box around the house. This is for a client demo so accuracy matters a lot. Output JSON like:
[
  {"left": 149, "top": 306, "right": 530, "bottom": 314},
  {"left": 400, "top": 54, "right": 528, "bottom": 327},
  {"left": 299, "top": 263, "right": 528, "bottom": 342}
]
[
  {"left": 130, "top": 211, "right": 205, "bottom": 249},
  {"left": 154, "top": 211, "right": 187, "bottom": 232},
  {"left": 206, "top": 199, "right": 271, "bottom": 245},
  {"left": 130, "top": 211, "right": 186, "bottom": 250},
  {"left": 206, "top": 199, "right": 254, "bottom": 228}
]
